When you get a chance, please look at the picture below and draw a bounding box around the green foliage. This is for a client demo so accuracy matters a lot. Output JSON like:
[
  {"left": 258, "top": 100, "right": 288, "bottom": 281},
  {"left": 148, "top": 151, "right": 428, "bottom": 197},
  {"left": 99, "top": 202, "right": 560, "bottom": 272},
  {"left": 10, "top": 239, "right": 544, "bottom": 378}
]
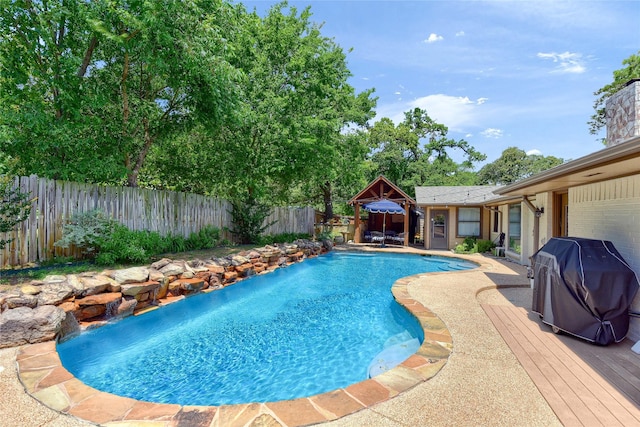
[
  {"left": 54, "top": 210, "right": 117, "bottom": 256},
  {"left": 589, "top": 51, "right": 640, "bottom": 141},
  {"left": 453, "top": 237, "right": 494, "bottom": 254},
  {"left": 95, "top": 224, "right": 150, "bottom": 265},
  {"left": 185, "top": 225, "right": 221, "bottom": 251},
  {"left": 55, "top": 208, "right": 224, "bottom": 264},
  {"left": 94, "top": 225, "right": 224, "bottom": 266},
  {"left": 0, "top": 177, "right": 32, "bottom": 249},
  {"left": 367, "top": 108, "right": 486, "bottom": 196},
  {"left": 0, "top": 0, "right": 241, "bottom": 186},
  {"left": 257, "top": 232, "right": 311, "bottom": 246},
  {"left": 476, "top": 239, "right": 494, "bottom": 253},
  {"left": 229, "top": 193, "right": 275, "bottom": 244},
  {"left": 476, "top": 147, "right": 564, "bottom": 185}
]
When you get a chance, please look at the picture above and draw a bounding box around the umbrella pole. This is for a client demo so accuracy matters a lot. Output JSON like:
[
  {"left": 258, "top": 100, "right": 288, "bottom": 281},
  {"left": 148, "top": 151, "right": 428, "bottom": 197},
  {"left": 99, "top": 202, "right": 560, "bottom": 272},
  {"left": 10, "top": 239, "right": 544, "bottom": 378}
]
[{"left": 381, "top": 212, "right": 386, "bottom": 248}]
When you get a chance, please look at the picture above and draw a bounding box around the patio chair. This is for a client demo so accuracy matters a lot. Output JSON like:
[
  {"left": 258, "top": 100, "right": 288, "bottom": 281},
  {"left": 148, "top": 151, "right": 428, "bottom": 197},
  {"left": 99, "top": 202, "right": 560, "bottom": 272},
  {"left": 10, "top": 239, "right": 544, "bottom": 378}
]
[
  {"left": 384, "top": 230, "right": 397, "bottom": 244},
  {"left": 391, "top": 232, "right": 406, "bottom": 245},
  {"left": 493, "top": 232, "right": 506, "bottom": 256},
  {"left": 370, "top": 231, "right": 384, "bottom": 243},
  {"left": 363, "top": 231, "right": 372, "bottom": 243}
]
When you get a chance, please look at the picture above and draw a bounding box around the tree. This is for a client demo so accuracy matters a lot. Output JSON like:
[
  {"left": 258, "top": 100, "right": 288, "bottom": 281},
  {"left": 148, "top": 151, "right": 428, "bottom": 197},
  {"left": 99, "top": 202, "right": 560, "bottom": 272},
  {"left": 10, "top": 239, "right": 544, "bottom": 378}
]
[
  {"left": 0, "top": 177, "right": 32, "bottom": 250},
  {"left": 368, "top": 108, "right": 485, "bottom": 196},
  {"left": 0, "top": 0, "right": 241, "bottom": 186},
  {"left": 588, "top": 51, "right": 640, "bottom": 142},
  {"left": 175, "top": 3, "right": 376, "bottom": 231},
  {"left": 476, "top": 147, "right": 564, "bottom": 185}
]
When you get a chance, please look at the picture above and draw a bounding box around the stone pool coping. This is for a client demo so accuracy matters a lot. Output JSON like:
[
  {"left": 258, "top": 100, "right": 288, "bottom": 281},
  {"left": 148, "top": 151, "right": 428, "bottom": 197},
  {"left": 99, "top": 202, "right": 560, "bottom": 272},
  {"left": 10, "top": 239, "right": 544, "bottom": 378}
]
[{"left": 15, "top": 254, "right": 465, "bottom": 427}]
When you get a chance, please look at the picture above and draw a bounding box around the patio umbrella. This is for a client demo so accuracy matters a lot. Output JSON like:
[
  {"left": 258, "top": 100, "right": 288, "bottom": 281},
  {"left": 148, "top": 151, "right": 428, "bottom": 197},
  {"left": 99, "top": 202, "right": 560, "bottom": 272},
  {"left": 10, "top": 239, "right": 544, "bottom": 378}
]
[{"left": 362, "top": 199, "right": 405, "bottom": 246}]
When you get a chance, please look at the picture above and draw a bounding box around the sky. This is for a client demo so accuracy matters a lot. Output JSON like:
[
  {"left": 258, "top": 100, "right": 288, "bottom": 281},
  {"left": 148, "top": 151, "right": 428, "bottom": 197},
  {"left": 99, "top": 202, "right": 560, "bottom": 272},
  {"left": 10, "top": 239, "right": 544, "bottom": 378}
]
[{"left": 240, "top": 0, "right": 639, "bottom": 168}]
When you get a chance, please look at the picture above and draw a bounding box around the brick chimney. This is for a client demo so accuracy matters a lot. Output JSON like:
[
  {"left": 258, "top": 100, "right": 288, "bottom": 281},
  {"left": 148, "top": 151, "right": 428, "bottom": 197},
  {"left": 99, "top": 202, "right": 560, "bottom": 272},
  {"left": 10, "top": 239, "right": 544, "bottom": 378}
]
[{"left": 605, "top": 79, "right": 640, "bottom": 146}]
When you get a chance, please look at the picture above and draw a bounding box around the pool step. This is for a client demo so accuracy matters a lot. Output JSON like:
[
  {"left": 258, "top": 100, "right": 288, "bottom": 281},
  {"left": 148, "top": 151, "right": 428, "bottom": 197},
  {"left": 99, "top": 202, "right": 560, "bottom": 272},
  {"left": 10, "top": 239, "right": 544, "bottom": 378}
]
[{"left": 368, "top": 337, "right": 421, "bottom": 378}]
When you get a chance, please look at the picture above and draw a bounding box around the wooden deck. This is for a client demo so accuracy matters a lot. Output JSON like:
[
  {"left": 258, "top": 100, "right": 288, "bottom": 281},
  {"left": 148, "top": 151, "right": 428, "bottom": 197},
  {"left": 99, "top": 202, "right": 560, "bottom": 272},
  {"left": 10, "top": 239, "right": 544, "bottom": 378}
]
[{"left": 483, "top": 304, "right": 640, "bottom": 427}]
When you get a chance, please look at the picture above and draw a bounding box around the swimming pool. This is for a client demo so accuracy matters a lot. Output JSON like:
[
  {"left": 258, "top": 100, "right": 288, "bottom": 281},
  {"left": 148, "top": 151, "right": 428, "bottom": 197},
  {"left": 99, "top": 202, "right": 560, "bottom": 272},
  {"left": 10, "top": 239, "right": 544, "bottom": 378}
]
[{"left": 57, "top": 251, "right": 475, "bottom": 406}]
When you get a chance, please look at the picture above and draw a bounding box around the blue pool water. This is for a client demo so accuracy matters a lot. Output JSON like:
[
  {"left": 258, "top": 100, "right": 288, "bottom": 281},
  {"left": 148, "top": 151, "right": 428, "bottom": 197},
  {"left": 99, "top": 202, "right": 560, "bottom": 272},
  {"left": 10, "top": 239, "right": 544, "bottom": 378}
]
[{"left": 57, "top": 252, "right": 475, "bottom": 405}]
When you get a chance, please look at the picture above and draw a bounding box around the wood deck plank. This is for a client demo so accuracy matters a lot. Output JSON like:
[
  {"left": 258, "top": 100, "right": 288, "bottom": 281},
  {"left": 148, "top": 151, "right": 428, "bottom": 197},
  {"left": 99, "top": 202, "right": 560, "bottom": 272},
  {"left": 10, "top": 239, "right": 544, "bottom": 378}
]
[
  {"left": 513, "top": 309, "right": 640, "bottom": 425},
  {"left": 482, "top": 305, "right": 583, "bottom": 425},
  {"left": 482, "top": 304, "right": 640, "bottom": 427}
]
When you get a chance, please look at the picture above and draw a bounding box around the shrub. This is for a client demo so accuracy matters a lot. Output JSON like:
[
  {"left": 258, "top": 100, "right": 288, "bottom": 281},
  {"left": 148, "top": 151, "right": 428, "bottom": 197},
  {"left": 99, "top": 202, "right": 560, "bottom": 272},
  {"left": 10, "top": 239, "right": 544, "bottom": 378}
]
[
  {"left": 454, "top": 237, "right": 495, "bottom": 254},
  {"left": 95, "top": 225, "right": 151, "bottom": 265},
  {"left": 185, "top": 225, "right": 221, "bottom": 250},
  {"left": 54, "top": 210, "right": 118, "bottom": 257},
  {"left": 476, "top": 239, "right": 494, "bottom": 253},
  {"left": 229, "top": 193, "right": 275, "bottom": 244},
  {"left": 257, "top": 232, "right": 311, "bottom": 246}
]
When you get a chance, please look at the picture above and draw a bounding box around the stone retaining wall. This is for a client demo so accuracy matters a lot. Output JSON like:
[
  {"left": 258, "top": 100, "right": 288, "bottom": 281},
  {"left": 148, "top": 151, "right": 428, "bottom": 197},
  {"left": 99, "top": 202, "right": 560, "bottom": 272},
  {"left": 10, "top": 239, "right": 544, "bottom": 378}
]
[{"left": 0, "top": 239, "right": 331, "bottom": 348}]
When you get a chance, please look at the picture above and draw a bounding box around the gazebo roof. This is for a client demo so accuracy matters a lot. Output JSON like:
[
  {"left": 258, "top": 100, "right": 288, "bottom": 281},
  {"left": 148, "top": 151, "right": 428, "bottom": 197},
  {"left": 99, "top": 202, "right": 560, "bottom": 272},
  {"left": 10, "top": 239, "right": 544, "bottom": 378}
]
[{"left": 348, "top": 175, "right": 416, "bottom": 206}]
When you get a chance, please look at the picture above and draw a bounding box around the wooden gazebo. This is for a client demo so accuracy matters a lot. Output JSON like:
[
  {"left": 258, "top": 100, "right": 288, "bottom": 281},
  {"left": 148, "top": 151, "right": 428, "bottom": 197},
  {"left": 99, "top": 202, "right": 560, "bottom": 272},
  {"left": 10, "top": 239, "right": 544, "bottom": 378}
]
[{"left": 348, "top": 175, "right": 417, "bottom": 246}]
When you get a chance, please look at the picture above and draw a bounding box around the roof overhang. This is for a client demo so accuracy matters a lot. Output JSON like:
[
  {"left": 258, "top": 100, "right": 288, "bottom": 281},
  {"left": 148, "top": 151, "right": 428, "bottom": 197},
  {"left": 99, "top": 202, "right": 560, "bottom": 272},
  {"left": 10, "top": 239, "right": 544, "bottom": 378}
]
[{"left": 496, "top": 135, "right": 640, "bottom": 197}]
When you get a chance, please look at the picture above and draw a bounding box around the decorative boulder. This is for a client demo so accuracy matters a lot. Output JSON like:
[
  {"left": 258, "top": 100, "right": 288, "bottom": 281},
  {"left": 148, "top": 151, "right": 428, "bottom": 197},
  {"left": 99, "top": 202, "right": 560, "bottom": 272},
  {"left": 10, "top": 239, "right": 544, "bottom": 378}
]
[{"left": 0, "top": 305, "right": 66, "bottom": 348}]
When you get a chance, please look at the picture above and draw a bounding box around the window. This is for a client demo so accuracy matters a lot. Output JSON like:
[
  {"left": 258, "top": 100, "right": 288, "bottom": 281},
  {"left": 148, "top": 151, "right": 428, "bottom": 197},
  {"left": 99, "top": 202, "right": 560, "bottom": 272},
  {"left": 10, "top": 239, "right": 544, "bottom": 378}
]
[
  {"left": 457, "top": 207, "right": 480, "bottom": 237},
  {"left": 493, "top": 210, "right": 499, "bottom": 233},
  {"left": 508, "top": 203, "right": 521, "bottom": 253}
]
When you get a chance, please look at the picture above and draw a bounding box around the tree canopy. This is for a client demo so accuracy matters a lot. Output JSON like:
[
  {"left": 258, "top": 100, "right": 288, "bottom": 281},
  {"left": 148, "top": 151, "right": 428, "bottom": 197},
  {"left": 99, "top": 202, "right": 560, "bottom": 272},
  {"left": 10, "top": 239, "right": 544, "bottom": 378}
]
[
  {"left": 476, "top": 147, "right": 564, "bottom": 185},
  {"left": 367, "top": 108, "right": 485, "bottom": 197},
  {"left": 0, "top": 0, "right": 241, "bottom": 185}
]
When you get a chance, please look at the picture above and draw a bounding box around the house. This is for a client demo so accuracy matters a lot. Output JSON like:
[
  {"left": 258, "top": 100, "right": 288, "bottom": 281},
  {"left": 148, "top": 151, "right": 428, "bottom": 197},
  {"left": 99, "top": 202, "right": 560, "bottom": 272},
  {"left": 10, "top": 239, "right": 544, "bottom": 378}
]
[
  {"left": 414, "top": 186, "right": 503, "bottom": 250},
  {"left": 489, "top": 79, "right": 640, "bottom": 341}
]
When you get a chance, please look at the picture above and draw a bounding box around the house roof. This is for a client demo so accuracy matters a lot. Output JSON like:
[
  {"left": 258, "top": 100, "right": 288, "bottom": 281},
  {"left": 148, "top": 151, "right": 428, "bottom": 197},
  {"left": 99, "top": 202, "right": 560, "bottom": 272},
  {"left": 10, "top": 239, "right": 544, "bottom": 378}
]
[
  {"left": 348, "top": 175, "right": 416, "bottom": 205},
  {"left": 496, "top": 135, "right": 640, "bottom": 197},
  {"left": 415, "top": 185, "right": 503, "bottom": 206}
]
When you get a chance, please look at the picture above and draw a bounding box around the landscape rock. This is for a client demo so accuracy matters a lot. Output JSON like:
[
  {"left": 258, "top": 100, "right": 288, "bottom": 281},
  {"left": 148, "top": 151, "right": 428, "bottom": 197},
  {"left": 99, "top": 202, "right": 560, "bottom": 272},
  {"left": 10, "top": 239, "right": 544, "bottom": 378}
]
[
  {"left": 150, "top": 258, "right": 172, "bottom": 270},
  {"left": 20, "top": 284, "right": 40, "bottom": 295},
  {"left": 66, "top": 274, "right": 85, "bottom": 296},
  {"left": 230, "top": 255, "right": 250, "bottom": 266},
  {"left": 37, "top": 283, "right": 75, "bottom": 306},
  {"left": 116, "top": 297, "right": 138, "bottom": 318},
  {"left": 80, "top": 275, "right": 119, "bottom": 296},
  {"left": 148, "top": 268, "right": 165, "bottom": 282},
  {"left": 5, "top": 294, "right": 39, "bottom": 309},
  {"left": 0, "top": 305, "right": 66, "bottom": 348},
  {"left": 120, "top": 281, "right": 160, "bottom": 298},
  {"left": 159, "top": 263, "right": 184, "bottom": 277},
  {"left": 114, "top": 267, "right": 150, "bottom": 284}
]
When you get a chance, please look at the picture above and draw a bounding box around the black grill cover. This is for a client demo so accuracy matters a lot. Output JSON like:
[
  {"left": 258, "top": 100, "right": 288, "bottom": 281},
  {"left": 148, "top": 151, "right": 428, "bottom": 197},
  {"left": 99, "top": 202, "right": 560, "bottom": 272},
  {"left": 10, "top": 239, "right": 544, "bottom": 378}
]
[{"left": 530, "top": 237, "right": 639, "bottom": 345}]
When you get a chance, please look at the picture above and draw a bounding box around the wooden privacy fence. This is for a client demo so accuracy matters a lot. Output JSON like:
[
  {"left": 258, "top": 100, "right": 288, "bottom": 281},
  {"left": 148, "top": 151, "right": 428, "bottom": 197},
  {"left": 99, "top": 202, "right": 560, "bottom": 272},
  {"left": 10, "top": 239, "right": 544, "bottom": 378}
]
[{"left": 0, "top": 175, "right": 315, "bottom": 268}]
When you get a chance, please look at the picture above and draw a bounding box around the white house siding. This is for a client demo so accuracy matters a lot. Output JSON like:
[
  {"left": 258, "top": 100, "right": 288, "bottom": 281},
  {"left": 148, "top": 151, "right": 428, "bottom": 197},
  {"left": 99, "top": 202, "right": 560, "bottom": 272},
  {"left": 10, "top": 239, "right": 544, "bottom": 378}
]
[{"left": 570, "top": 175, "right": 640, "bottom": 341}]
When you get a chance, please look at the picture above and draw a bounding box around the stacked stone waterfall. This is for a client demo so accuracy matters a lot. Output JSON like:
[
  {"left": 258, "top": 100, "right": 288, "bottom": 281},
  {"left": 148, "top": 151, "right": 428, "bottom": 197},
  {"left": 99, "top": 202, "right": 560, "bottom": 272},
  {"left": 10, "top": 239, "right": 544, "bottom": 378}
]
[{"left": 0, "top": 239, "right": 328, "bottom": 348}]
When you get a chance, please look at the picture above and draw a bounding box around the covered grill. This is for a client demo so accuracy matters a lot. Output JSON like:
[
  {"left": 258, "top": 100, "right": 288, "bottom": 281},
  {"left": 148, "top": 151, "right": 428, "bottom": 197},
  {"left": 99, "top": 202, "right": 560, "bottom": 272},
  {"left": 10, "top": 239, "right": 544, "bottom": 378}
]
[{"left": 530, "top": 237, "right": 639, "bottom": 345}]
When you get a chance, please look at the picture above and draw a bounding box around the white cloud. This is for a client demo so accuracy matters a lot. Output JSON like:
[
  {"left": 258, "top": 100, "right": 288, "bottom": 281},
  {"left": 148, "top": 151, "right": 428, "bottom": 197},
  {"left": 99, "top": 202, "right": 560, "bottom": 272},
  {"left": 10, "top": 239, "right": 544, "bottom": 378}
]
[
  {"left": 477, "top": 97, "right": 489, "bottom": 105},
  {"left": 455, "top": 31, "right": 465, "bottom": 37},
  {"left": 408, "top": 95, "right": 477, "bottom": 130},
  {"left": 537, "top": 51, "right": 586, "bottom": 74},
  {"left": 526, "top": 149, "right": 542, "bottom": 156},
  {"left": 424, "top": 33, "right": 444, "bottom": 43},
  {"left": 481, "top": 128, "right": 503, "bottom": 139}
]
